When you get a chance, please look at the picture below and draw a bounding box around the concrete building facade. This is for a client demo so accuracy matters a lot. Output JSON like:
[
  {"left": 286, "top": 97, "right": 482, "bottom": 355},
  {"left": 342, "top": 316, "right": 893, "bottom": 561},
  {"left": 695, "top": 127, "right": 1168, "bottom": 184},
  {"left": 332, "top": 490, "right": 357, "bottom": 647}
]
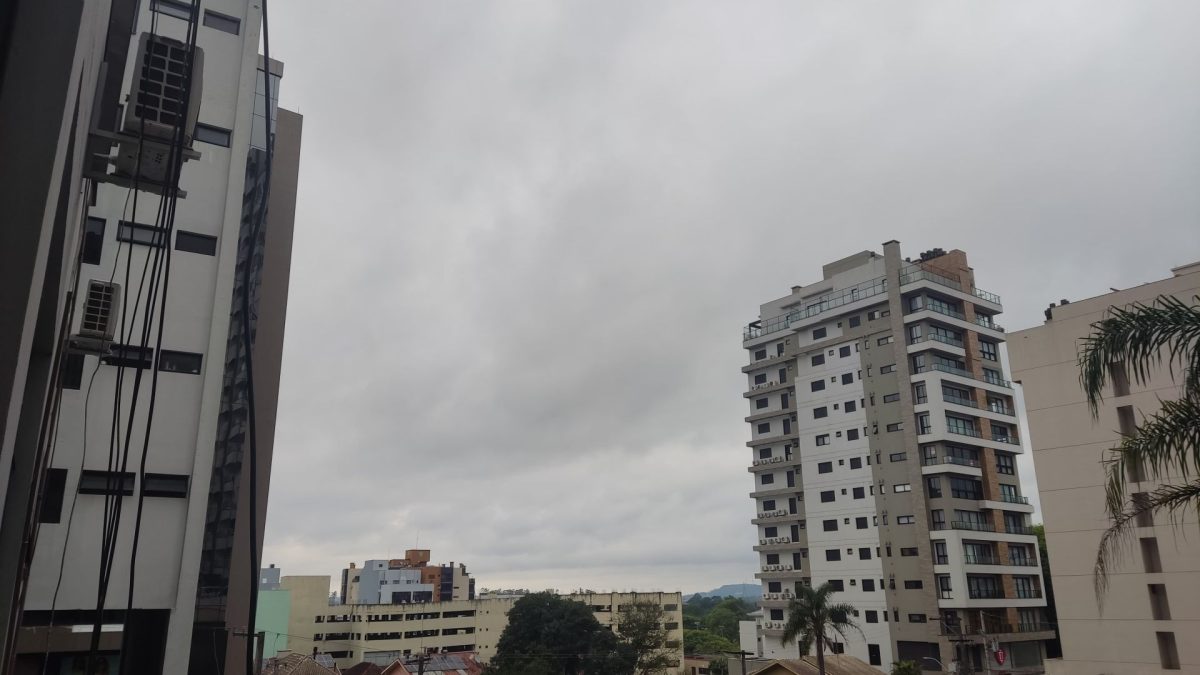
[
  {"left": 277, "top": 575, "right": 684, "bottom": 671},
  {"left": 1, "top": 1, "right": 300, "bottom": 672},
  {"left": 341, "top": 551, "right": 475, "bottom": 606},
  {"left": 743, "top": 242, "right": 1051, "bottom": 672},
  {"left": 1008, "top": 261, "right": 1200, "bottom": 675}
]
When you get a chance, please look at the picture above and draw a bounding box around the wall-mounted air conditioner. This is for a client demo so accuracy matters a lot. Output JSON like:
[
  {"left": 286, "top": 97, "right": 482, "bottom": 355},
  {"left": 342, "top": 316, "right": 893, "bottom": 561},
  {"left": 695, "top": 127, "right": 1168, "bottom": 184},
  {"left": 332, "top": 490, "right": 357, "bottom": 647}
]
[{"left": 70, "top": 280, "right": 121, "bottom": 354}]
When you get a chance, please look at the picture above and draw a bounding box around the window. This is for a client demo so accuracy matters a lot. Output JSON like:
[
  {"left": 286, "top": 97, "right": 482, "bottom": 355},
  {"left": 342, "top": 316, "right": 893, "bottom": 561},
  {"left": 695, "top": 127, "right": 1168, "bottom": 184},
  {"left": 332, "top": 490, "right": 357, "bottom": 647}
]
[
  {"left": 878, "top": 336, "right": 894, "bottom": 345},
  {"left": 826, "top": 549, "right": 841, "bottom": 561},
  {"left": 904, "top": 580, "right": 923, "bottom": 589},
  {"left": 886, "top": 422, "right": 902, "bottom": 432},
  {"left": 78, "top": 470, "right": 135, "bottom": 496},
  {"left": 756, "top": 398, "right": 769, "bottom": 409},
  {"left": 908, "top": 614, "right": 927, "bottom": 623},
  {"left": 900, "top": 547, "right": 918, "bottom": 556},
  {"left": 848, "top": 316, "right": 861, "bottom": 328},
  {"left": 811, "top": 354, "right": 825, "bottom": 366},
  {"left": 813, "top": 407, "right": 828, "bottom": 419},
  {"left": 1110, "top": 361, "right": 1130, "bottom": 396},
  {"left": 844, "top": 430, "right": 860, "bottom": 444},
  {"left": 142, "top": 473, "right": 189, "bottom": 498},
  {"left": 811, "top": 379, "right": 825, "bottom": 392},
  {"left": 1140, "top": 537, "right": 1163, "bottom": 573},
  {"left": 83, "top": 217, "right": 105, "bottom": 264},
  {"left": 823, "top": 519, "right": 838, "bottom": 532},
  {"left": 40, "top": 468, "right": 67, "bottom": 523},
  {"left": 882, "top": 393, "right": 900, "bottom": 403},
  {"left": 859, "top": 547, "right": 871, "bottom": 560},
  {"left": 996, "top": 452, "right": 1015, "bottom": 475},
  {"left": 1148, "top": 584, "right": 1171, "bottom": 620},
  {"left": 194, "top": 123, "right": 233, "bottom": 148},
  {"left": 841, "top": 373, "right": 853, "bottom": 385},
  {"left": 1157, "top": 632, "right": 1181, "bottom": 670},
  {"left": 151, "top": 0, "right": 194, "bottom": 20},
  {"left": 854, "top": 517, "right": 868, "bottom": 530},
  {"left": 889, "top": 452, "right": 906, "bottom": 462},
  {"left": 820, "top": 491, "right": 835, "bottom": 503},
  {"left": 818, "top": 462, "right": 833, "bottom": 474},
  {"left": 896, "top": 515, "right": 915, "bottom": 524},
  {"left": 770, "top": 609, "right": 784, "bottom": 621},
  {"left": 893, "top": 483, "right": 911, "bottom": 493},
  {"left": 176, "top": 230, "right": 218, "bottom": 255},
  {"left": 62, "top": 353, "right": 84, "bottom": 390},
  {"left": 983, "top": 367, "right": 1004, "bottom": 385},
  {"left": 879, "top": 364, "right": 896, "bottom": 374},
  {"left": 103, "top": 344, "right": 153, "bottom": 369},
  {"left": 839, "top": 345, "right": 851, "bottom": 357},
  {"left": 158, "top": 350, "right": 203, "bottom": 374},
  {"left": 760, "top": 474, "right": 775, "bottom": 485},
  {"left": 868, "top": 644, "right": 881, "bottom": 667},
  {"left": 844, "top": 400, "right": 857, "bottom": 413},
  {"left": 950, "top": 477, "right": 982, "bottom": 500},
  {"left": 852, "top": 487, "right": 865, "bottom": 499},
  {"left": 762, "top": 500, "right": 776, "bottom": 511},
  {"left": 980, "top": 341, "right": 998, "bottom": 361},
  {"left": 864, "top": 610, "right": 878, "bottom": 623},
  {"left": 203, "top": 9, "right": 241, "bottom": 33},
  {"left": 758, "top": 449, "right": 772, "bottom": 461},
  {"left": 754, "top": 373, "right": 767, "bottom": 385},
  {"left": 764, "top": 527, "right": 778, "bottom": 537},
  {"left": 117, "top": 221, "right": 167, "bottom": 247},
  {"left": 849, "top": 456, "right": 862, "bottom": 469},
  {"left": 812, "top": 327, "right": 827, "bottom": 340},
  {"left": 926, "top": 476, "right": 943, "bottom": 498},
  {"left": 815, "top": 434, "right": 830, "bottom": 446},
  {"left": 755, "top": 349, "right": 768, "bottom": 360}
]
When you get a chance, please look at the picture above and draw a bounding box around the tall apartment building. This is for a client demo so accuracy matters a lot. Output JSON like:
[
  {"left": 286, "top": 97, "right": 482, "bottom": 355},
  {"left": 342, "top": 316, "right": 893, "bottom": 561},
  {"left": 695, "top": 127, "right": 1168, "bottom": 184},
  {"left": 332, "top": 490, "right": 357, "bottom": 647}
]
[
  {"left": 278, "top": 574, "right": 684, "bottom": 670},
  {"left": 0, "top": 1, "right": 301, "bottom": 672},
  {"left": 1009, "top": 261, "right": 1200, "bottom": 675},
  {"left": 341, "top": 551, "right": 476, "bottom": 605},
  {"left": 743, "top": 242, "right": 1050, "bottom": 672}
]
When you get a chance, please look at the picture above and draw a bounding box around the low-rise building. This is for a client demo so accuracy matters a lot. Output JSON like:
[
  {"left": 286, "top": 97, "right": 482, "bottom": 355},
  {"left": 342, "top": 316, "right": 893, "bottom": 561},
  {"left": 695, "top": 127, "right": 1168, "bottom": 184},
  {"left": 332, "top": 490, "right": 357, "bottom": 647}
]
[
  {"left": 342, "top": 550, "right": 475, "bottom": 604},
  {"left": 273, "top": 575, "right": 684, "bottom": 670}
]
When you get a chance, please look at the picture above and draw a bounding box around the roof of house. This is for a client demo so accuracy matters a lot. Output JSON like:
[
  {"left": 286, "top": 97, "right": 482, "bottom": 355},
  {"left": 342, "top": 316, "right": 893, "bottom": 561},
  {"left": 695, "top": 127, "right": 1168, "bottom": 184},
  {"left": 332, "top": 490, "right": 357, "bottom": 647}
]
[
  {"left": 380, "top": 653, "right": 482, "bottom": 675},
  {"left": 261, "top": 653, "right": 340, "bottom": 675},
  {"left": 342, "top": 663, "right": 384, "bottom": 675},
  {"left": 749, "top": 655, "right": 881, "bottom": 675}
]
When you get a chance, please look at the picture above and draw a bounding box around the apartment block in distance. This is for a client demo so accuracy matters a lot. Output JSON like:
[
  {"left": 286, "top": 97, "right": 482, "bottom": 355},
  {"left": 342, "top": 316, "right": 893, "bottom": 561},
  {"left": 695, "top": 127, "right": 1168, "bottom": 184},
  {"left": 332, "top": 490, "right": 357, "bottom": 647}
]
[
  {"left": 1008, "top": 261, "right": 1200, "bottom": 675},
  {"left": 743, "top": 242, "right": 1050, "bottom": 672},
  {"left": 277, "top": 574, "right": 684, "bottom": 670},
  {"left": 341, "top": 550, "right": 476, "bottom": 604},
  {"left": 3, "top": 2, "right": 303, "bottom": 673}
]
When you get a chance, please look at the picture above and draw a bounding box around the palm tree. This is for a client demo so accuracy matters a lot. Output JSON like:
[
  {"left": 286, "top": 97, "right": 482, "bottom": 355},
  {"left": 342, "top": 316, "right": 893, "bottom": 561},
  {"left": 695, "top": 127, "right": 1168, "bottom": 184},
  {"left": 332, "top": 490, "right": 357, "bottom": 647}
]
[
  {"left": 1077, "top": 294, "right": 1200, "bottom": 599},
  {"left": 779, "top": 583, "right": 861, "bottom": 675}
]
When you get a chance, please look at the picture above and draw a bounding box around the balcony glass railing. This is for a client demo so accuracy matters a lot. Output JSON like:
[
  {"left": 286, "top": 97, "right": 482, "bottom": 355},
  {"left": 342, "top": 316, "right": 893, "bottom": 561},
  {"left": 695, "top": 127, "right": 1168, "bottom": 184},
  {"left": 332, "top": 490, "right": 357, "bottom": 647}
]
[
  {"left": 968, "top": 588, "right": 1006, "bottom": 599},
  {"left": 999, "top": 494, "right": 1030, "bottom": 505},
  {"left": 1006, "top": 524, "right": 1037, "bottom": 535},
  {"left": 988, "top": 403, "right": 1016, "bottom": 416},
  {"left": 910, "top": 333, "right": 966, "bottom": 349},
  {"left": 922, "top": 303, "right": 967, "bottom": 321},
  {"left": 1008, "top": 557, "right": 1039, "bottom": 567},
  {"left": 943, "top": 394, "right": 978, "bottom": 408},
  {"left": 963, "top": 554, "right": 1003, "bottom": 565},
  {"left": 951, "top": 521, "right": 995, "bottom": 532},
  {"left": 991, "top": 433, "right": 1020, "bottom": 445},
  {"left": 922, "top": 455, "right": 981, "bottom": 468},
  {"left": 972, "top": 287, "right": 1002, "bottom": 304},
  {"left": 924, "top": 363, "right": 1013, "bottom": 389},
  {"left": 901, "top": 266, "right": 964, "bottom": 292},
  {"left": 744, "top": 276, "right": 888, "bottom": 340},
  {"left": 975, "top": 315, "right": 1006, "bottom": 332},
  {"left": 947, "top": 424, "right": 982, "bottom": 438},
  {"left": 1014, "top": 588, "right": 1043, "bottom": 599},
  {"left": 1014, "top": 622, "right": 1053, "bottom": 633}
]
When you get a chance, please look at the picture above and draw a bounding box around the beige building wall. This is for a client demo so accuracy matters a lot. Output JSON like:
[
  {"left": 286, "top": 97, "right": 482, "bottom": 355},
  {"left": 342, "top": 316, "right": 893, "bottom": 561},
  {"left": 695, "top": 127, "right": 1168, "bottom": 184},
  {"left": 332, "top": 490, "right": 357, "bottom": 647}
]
[
  {"left": 1008, "top": 261, "right": 1200, "bottom": 675},
  {"left": 279, "top": 577, "right": 684, "bottom": 671}
]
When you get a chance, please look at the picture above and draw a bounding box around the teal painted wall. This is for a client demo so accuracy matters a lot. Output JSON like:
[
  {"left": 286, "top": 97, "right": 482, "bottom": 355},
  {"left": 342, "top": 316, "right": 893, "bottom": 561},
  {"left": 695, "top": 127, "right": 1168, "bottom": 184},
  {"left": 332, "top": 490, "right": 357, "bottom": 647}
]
[{"left": 256, "top": 589, "right": 292, "bottom": 658}]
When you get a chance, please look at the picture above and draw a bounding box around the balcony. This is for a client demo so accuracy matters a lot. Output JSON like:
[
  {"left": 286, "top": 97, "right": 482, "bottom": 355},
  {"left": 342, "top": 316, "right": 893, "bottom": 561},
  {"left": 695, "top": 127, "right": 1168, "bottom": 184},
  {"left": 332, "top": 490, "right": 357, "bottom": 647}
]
[
  {"left": 991, "top": 433, "right": 1021, "bottom": 446},
  {"left": 968, "top": 588, "right": 1006, "bottom": 599},
  {"left": 999, "top": 494, "right": 1031, "bottom": 505},
  {"left": 975, "top": 315, "right": 1005, "bottom": 332},
  {"left": 972, "top": 287, "right": 1002, "bottom": 305},
  {"left": 923, "top": 455, "right": 980, "bottom": 469},
  {"left": 987, "top": 403, "right": 1016, "bottom": 417},
  {"left": 921, "top": 363, "right": 1013, "bottom": 389},
  {"left": 952, "top": 521, "right": 996, "bottom": 532},
  {"left": 1006, "top": 525, "right": 1037, "bottom": 536},
  {"left": 943, "top": 394, "right": 978, "bottom": 408},
  {"left": 947, "top": 424, "right": 983, "bottom": 439},
  {"left": 901, "top": 266, "right": 963, "bottom": 292},
  {"left": 1014, "top": 588, "right": 1043, "bottom": 599},
  {"left": 1008, "top": 557, "right": 1039, "bottom": 567},
  {"left": 963, "top": 554, "right": 1003, "bottom": 566},
  {"left": 911, "top": 333, "right": 966, "bottom": 349},
  {"left": 923, "top": 303, "right": 967, "bottom": 321},
  {"left": 744, "top": 276, "right": 888, "bottom": 340}
]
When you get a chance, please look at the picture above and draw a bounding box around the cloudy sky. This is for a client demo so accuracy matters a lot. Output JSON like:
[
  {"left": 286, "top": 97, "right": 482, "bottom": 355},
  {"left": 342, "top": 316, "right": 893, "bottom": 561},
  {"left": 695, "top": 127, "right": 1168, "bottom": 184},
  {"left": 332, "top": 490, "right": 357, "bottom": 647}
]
[{"left": 261, "top": 1, "right": 1200, "bottom": 594}]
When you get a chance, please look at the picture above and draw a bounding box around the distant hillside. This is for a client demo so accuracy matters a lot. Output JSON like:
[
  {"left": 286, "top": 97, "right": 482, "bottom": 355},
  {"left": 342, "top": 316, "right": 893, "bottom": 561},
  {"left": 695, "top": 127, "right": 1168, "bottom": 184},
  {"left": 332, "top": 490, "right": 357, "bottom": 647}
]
[{"left": 685, "top": 583, "right": 760, "bottom": 601}]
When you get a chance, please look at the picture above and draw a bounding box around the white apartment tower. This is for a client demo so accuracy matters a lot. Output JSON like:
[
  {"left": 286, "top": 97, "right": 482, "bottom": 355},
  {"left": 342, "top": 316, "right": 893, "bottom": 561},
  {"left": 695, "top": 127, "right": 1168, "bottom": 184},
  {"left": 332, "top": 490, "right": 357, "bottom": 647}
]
[
  {"left": 742, "top": 242, "right": 1051, "bottom": 673},
  {"left": 0, "top": 1, "right": 301, "bottom": 673}
]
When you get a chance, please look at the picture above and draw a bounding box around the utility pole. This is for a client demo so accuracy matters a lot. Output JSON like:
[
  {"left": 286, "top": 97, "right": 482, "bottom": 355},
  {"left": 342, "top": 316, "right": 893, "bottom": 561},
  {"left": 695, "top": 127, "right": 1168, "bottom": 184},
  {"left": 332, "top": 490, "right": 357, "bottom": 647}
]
[
  {"left": 233, "top": 629, "right": 266, "bottom": 674},
  {"left": 406, "top": 653, "right": 430, "bottom": 675},
  {"left": 724, "top": 650, "right": 753, "bottom": 675}
]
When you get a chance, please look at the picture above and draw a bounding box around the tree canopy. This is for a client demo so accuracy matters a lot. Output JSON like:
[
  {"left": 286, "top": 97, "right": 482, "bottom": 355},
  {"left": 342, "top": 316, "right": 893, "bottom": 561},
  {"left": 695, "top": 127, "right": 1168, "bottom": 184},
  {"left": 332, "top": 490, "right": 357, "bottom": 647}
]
[{"left": 485, "top": 592, "right": 636, "bottom": 675}]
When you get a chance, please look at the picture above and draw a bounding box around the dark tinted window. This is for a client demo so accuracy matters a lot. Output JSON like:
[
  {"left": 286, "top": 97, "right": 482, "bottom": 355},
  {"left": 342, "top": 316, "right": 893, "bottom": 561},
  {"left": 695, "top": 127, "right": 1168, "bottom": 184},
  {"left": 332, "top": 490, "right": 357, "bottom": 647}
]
[
  {"left": 40, "top": 468, "right": 68, "bottom": 523},
  {"left": 203, "top": 9, "right": 241, "bottom": 34},
  {"left": 820, "top": 491, "right": 835, "bottom": 503},
  {"left": 62, "top": 353, "right": 84, "bottom": 390},
  {"left": 839, "top": 346, "right": 851, "bottom": 357},
  {"left": 176, "top": 230, "right": 218, "bottom": 255},
  {"left": 812, "top": 327, "right": 827, "bottom": 340},
  {"left": 811, "top": 354, "right": 825, "bottom": 366},
  {"left": 79, "top": 470, "right": 135, "bottom": 496},
  {"left": 117, "top": 221, "right": 167, "bottom": 247},
  {"left": 143, "top": 473, "right": 189, "bottom": 498},
  {"left": 103, "top": 344, "right": 154, "bottom": 369},
  {"left": 195, "top": 123, "right": 232, "bottom": 147},
  {"left": 83, "top": 217, "right": 105, "bottom": 264},
  {"left": 818, "top": 462, "right": 832, "bottom": 474}
]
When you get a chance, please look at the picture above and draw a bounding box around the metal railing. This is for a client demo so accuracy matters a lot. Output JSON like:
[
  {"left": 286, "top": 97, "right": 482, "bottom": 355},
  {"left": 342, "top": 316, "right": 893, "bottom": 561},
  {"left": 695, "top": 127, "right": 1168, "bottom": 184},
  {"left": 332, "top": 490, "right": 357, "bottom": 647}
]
[
  {"left": 963, "top": 554, "right": 1003, "bottom": 565},
  {"left": 988, "top": 403, "right": 1016, "bottom": 416},
  {"left": 1015, "top": 588, "right": 1043, "bottom": 599},
  {"left": 991, "top": 433, "right": 1020, "bottom": 445},
  {"left": 943, "top": 394, "right": 978, "bottom": 408},
  {"left": 901, "top": 266, "right": 964, "bottom": 291},
  {"left": 910, "top": 333, "right": 966, "bottom": 349},
  {"left": 744, "top": 276, "right": 888, "bottom": 340},
  {"left": 975, "top": 315, "right": 1006, "bottom": 332},
  {"left": 922, "top": 303, "right": 967, "bottom": 321},
  {"left": 924, "top": 362, "right": 1013, "bottom": 389},
  {"left": 922, "top": 455, "right": 980, "bottom": 468},
  {"left": 1000, "top": 494, "right": 1030, "bottom": 505},
  {"left": 951, "top": 521, "right": 996, "bottom": 532},
  {"left": 947, "top": 424, "right": 983, "bottom": 438},
  {"left": 1008, "top": 557, "right": 1039, "bottom": 567},
  {"left": 1006, "top": 525, "right": 1037, "bottom": 535},
  {"left": 972, "top": 287, "right": 1002, "bottom": 304},
  {"left": 968, "top": 588, "right": 1006, "bottom": 599}
]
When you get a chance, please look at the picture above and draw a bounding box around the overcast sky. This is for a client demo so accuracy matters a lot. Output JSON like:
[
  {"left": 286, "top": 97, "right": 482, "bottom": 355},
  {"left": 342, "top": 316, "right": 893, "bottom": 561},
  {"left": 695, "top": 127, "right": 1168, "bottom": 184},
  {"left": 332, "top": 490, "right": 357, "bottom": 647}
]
[{"left": 260, "top": 1, "right": 1200, "bottom": 595}]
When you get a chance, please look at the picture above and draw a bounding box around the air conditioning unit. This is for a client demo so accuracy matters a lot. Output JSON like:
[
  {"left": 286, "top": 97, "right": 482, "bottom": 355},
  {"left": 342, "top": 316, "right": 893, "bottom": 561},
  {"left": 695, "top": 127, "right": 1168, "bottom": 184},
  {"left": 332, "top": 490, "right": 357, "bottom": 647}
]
[
  {"left": 70, "top": 280, "right": 121, "bottom": 354},
  {"left": 760, "top": 538, "right": 768, "bottom": 545},
  {"left": 784, "top": 564, "right": 793, "bottom": 570},
  {"left": 113, "top": 34, "right": 205, "bottom": 184}
]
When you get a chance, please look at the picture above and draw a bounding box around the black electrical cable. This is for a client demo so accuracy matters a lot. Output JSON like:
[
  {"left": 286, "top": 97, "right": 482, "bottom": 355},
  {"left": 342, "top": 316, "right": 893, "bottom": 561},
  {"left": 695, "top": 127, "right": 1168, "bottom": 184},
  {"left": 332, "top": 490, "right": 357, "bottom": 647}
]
[{"left": 244, "top": 2, "right": 274, "bottom": 672}]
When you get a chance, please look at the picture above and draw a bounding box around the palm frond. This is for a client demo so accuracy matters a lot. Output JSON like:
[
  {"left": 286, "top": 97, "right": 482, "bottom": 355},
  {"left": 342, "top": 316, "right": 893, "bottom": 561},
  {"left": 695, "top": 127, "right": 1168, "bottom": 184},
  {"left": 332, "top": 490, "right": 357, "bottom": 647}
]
[
  {"left": 1101, "top": 396, "right": 1200, "bottom": 521},
  {"left": 1094, "top": 479, "right": 1200, "bottom": 603},
  {"left": 1079, "top": 294, "right": 1200, "bottom": 414}
]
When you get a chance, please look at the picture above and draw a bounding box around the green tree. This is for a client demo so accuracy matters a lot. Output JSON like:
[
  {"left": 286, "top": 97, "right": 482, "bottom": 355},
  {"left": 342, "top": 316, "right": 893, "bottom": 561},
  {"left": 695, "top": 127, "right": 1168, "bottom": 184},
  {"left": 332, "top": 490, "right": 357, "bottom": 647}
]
[
  {"left": 1077, "top": 295, "right": 1200, "bottom": 598},
  {"left": 702, "top": 598, "right": 750, "bottom": 642},
  {"left": 683, "top": 628, "right": 738, "bottom": 655},
  {"left": 891, "top": 661, "right": 921, "bottom": 675},
  {"left": 707, "top": 655, "right": 730, "bottom": 675},
  {"left": 485, "top": 592, "right": 636, "bottom": 675},
  {"left": 616, "top": 601, "right": 678, "bottom": 675},
  {"left": 780, "top": 583, "right": 861, "bottom": 675}
]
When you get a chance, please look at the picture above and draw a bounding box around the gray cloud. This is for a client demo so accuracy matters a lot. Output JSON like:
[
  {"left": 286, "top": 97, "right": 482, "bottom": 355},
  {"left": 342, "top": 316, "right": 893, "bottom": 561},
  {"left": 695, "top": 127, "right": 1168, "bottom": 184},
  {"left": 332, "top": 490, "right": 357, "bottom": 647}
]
[{"left": 262, "top": 0, "right": 1200, "bottom": 592}]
